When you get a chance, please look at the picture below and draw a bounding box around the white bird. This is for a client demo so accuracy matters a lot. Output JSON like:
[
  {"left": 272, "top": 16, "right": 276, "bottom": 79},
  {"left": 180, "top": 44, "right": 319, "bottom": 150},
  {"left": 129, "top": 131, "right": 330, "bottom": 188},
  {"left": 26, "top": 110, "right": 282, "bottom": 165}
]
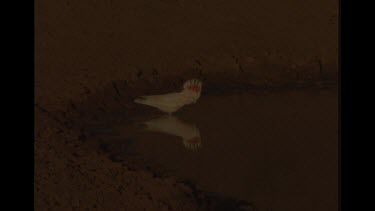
[
  {"left": 142, "top": 115, "right": 202, "bottom": 150},
  {"left": 134, "top": 79, "right": 202, "bottom": 114}
]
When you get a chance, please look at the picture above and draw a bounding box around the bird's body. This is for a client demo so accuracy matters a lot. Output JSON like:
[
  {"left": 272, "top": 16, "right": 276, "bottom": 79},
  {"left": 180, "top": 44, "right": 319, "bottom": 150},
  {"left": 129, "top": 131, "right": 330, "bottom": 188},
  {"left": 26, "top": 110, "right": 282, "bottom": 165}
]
[{"left": 134, "top": 79, "right": 202, "bottom": 114}]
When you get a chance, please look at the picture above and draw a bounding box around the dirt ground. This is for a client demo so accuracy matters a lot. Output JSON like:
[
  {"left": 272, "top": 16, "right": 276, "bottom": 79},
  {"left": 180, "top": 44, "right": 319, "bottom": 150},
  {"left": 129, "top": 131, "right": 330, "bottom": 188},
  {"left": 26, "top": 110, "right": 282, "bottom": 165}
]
[{"left": 35, "top": 0, "right": 338, "bottom": 210}]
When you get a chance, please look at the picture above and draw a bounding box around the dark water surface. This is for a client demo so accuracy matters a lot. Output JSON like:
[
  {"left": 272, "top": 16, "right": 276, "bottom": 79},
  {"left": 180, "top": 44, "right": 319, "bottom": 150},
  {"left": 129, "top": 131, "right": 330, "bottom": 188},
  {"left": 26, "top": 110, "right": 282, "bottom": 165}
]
[{"left": 89, "top": 89, "right": 338, "bottom": 211}]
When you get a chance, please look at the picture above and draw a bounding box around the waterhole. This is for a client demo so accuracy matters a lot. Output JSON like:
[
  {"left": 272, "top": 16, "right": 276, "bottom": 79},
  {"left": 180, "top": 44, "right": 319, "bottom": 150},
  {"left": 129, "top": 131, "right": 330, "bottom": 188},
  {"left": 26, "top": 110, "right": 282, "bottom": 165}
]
[{"left": 87, "top": 88, "right": 338, "bottom": 211}]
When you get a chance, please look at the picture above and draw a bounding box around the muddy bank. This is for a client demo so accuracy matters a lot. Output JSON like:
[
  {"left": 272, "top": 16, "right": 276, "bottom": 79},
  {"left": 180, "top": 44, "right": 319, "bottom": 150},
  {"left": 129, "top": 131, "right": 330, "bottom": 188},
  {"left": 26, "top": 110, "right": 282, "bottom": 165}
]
[
  {"left": 35, "top": 106, "right": 257, "bottom": 211},
  {"left": 35, "top": 81, "right": 336, "bottom": 210},
  {"left": 35, "top": 0, "right": 338, "bottom": 112},
  {"left": 34, "top": 47, "right": 338, "bottom": 210}
]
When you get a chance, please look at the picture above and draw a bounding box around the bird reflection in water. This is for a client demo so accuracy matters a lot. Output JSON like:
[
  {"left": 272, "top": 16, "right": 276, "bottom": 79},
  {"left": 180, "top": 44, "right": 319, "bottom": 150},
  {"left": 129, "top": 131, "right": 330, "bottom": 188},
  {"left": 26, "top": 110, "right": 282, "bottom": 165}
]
[{"left": 141, "top": 115, "right": 202, "bottom": 150}]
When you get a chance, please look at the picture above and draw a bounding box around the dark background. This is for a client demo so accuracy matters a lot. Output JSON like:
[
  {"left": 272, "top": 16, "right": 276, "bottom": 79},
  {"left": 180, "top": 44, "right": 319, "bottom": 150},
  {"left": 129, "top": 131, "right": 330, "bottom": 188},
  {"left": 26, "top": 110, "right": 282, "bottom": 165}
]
[{"left": 34, "top": 0, "right": 340, "bottom": 210}]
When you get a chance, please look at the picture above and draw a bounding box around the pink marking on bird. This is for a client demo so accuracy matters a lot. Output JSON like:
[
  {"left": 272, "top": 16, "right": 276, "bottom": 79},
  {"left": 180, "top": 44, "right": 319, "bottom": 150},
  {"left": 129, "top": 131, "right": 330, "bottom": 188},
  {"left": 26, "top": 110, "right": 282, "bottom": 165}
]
[{"left": 188, "top": 85, "right": 200, "bottom": 92}]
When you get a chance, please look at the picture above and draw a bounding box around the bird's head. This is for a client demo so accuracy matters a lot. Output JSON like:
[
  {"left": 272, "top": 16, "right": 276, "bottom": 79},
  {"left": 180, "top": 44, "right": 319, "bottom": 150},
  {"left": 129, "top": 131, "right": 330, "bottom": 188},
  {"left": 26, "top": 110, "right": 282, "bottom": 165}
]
[{"left": 183, "top": 79, "right": 202, "bottom": 95}]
